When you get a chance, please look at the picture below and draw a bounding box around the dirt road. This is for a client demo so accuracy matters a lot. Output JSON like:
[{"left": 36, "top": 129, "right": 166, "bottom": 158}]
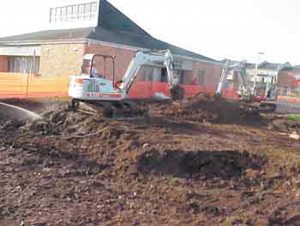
[{"left": 0, "top": 99, "right": 299, "bottom": 226}]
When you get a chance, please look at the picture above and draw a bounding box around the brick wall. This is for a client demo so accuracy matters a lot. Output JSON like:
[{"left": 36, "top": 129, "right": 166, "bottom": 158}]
[
  {"left": 191, "top": 61, "right": 222, "bottom": 91},
  {"left": 39, "top": 43, "right": 85, "bottom": 76},
  {"left": 0, "top": 56, "right": 8, "bottom": 72},
  {"left": 278, "top": 71, "right": 294, "bottom": 88}
]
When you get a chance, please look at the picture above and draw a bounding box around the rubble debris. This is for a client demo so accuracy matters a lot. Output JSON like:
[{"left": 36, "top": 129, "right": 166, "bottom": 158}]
[
  {"left": 271, "top": 118, "right": 300, "bottom": 133},
  {"left": 289, "top": 132, "right": 300, "bottom": 140}
]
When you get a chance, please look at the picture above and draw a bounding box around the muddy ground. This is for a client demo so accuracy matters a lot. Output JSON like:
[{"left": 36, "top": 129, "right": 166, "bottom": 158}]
[{"left": 0, "top": 97, "right": 300, "bottom": 226}]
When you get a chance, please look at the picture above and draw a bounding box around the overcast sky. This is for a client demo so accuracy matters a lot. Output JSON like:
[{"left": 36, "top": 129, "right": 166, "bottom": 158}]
[{"left": 0, "top": 0, "right": 299, "bottom": 64}]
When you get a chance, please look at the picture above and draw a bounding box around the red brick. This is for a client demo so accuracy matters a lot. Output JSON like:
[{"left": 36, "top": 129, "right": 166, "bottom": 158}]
[{"left": 0, "top": 56, "right": 8, "bottom": 72}]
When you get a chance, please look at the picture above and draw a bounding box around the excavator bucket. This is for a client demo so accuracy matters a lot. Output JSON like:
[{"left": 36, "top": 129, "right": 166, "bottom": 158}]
[{"left": 170, "top": 85, "right": 185, "bottom": 101}]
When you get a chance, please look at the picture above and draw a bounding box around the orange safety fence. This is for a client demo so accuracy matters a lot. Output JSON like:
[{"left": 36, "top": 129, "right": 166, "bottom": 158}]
[
  {"left": 128, "top": 81, "right": 217, "bottom": 99},
  {"left": 0, "top": 73, "right": 240, "bottom": 100},
  {"left": 221, "top": 87, "right": 241, "bottom": 100},
  {"left": 0, "top": 73, "right": 69, "bottom": 99}
]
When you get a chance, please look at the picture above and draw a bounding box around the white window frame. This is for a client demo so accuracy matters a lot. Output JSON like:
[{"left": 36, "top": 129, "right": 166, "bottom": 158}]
[
  {"left": 49, "top": 2, "right": 98, "bottom": 23},
  {"left": 8, "top": 56, "right": 40, "bottom": 74}
]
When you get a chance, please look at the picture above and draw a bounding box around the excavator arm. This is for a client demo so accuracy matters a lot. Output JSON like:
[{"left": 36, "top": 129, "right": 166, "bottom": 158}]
[
  {"left": 119, "top": 49, "right": 184, "bottom": 100},
  {"left": 215, "top": 60, "right": 276, "bottom": 113},
  {"left": 215, "top": 61, "right": 230, "bottom": 96},
  {"left": 215, "top": 60, "right": 251, "bottom": 99}
]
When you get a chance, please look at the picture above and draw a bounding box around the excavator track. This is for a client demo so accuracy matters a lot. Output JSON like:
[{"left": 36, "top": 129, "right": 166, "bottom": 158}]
[
  {"left": 69, "top": 99, "right": 148, "bottom": 118},
  {"left": 236, "top": 101, "right": 276, "bottom": 115},
  {"left": 258, "top": 101, "right": 277, "bottom": 113}
]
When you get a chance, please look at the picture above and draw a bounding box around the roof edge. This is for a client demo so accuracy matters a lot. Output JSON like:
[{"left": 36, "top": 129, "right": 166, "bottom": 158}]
[
  {"left": 0, "top": 38, "right": 88, "bottom": 46},
  {"left": 0, "top": 36, "right": 221, "bottom": 65},
  {"left": 87, "top": 38, "right": 221, "bottom": 65}
]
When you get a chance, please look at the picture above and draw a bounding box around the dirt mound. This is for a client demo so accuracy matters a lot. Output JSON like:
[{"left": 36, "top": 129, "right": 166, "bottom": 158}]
[
  {"left": 270, "top": 118, "right": 300, "bottom": 133},
  {"left": 0, "top": 119, "right": 25, "bottom": 131},
  {"left": 137, "top": 149, "right": 267, "bottom": 179},
  {"left": 268, "top": 201, "right": 300, "bottom": 225},
  {"left": 18, "top": 96, "right": 264, "bottom": 142},
  {"left": 1, "top": 93, "right": 266, "bottom": 134},
  {"left": 0, "top": 99, "right": 46, "bottom": 130},
  {"left": 1, "top": 98, "right": 48, "bottom": 113},
  {"left": 147, "top": 93, "right": 263, "bottom": 125},
  {"left": 0, "top": 98, "right": 299, "bottom": 225},
  {"left": 0, "top": 103, "right": 40, "bottom": 122}
]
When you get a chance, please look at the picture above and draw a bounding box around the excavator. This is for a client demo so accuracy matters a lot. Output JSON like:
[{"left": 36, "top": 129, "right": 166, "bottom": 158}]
[
  {"left": 68, "top": 49, "right": 185, "bottom": 116},
  {"left": 215, "top": 60, "right": 277, "bottom": 113}
]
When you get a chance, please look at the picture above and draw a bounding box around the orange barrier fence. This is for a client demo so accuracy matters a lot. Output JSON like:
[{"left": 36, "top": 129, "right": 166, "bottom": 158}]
[
  {"left": 0, "top": 73, "right": 69, "bottom": 99},
  {"left": 0, "top": 73, "right": 240, "bottom": 100},
  {"left": 128, "top": 81, "right": 218, "bottom": 99},
  {"left": 221, "top": 87, "right": 240, "bottom": 100}
]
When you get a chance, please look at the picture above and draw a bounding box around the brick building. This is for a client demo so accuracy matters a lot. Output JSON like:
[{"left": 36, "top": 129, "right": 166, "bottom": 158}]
[
  {"left": 278, "top": 67, "right": 300, "bottom": 97},
  {"left": 0, "top": 0, "right": 222, "bottom": 98}
]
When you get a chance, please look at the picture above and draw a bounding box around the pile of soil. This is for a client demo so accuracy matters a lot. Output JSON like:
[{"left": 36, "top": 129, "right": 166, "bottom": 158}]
[
  {"left": 0, "top": 98, "right": 299, "bottom": 225},
  {"left": 270, "top": 118, "right": 300, "bottom": 134},
  {"left": 146, "top": 93, "right": 263, "bottom": 126},
  {"left": 0, "top": 98, "right": 48, "bottom": 129}
]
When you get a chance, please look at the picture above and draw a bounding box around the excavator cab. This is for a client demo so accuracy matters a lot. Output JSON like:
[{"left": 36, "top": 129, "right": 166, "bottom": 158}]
[{"left": 80, "top": 54, "right": 115, "bottom": 79}]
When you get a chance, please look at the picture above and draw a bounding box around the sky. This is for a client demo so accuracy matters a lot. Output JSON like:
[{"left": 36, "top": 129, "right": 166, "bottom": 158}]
[{"left": 0, "top": 0, "right": 299, "bottom": 64}]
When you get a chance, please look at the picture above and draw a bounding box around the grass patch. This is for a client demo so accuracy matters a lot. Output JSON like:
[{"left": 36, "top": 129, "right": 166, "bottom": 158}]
[{"left": 287, "top": 114, "right": 300, "bottom": 121}]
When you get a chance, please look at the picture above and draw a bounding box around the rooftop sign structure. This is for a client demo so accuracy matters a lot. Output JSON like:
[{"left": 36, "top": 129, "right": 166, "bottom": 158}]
[{"left": 48, "top": 0, "right": 99, "bottom": 29}]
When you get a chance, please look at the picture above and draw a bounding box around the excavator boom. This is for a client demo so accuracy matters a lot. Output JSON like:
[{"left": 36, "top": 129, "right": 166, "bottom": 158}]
[{"left": 119, "top": 49, "right": 184, "bottom": 100}]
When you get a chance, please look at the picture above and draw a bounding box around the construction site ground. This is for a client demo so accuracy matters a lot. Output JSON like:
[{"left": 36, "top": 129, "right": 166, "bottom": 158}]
[{"left": 0, "top": 96, "right": 300, "bottom": 226}]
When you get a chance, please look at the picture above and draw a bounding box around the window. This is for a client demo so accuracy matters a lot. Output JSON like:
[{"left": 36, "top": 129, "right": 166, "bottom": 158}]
[
  {"left": 50, "top": 8, "right": 56, "bottom": 23},
  {"left": 72, "top": 5, "right": 78, "bottom": 20},
  {"left": 138, "top": 66, "right": 190, "bottom": 83},
  {"left": 84, "top": 4, "right": 91, "bottom": 19},
  {"left": 61, "top": 7, "right": 67, "bottom": 21},
  {"left": 78, "top": 4, "right": 85, "bottom": 20},
  {"left": 67, "top": 6, "right": 73, "bottom": 21},
  {"left": 49, "top": 2, "right": 98, "bottom": 23},
  {"left": 161, "top": 68, "right": 168, "bottom": 82},
  {"left": 91, "top": 3, "right": 97, "bottom": 18},
  {"left": 137, "top": 66, "right": 164, "bottom": 81},
  {"left": 8, "top": 56, "right": 40, "bottom": 74},
  {"left": 198, "top": 69, "right": 205, "bottom": 85},
  {"left": 178, "top": 70, "right": 185, "bottom": 84},
  {"left": 56, "top": 8, "right": 62, "bottom": 21},
  {"left": 141, "top": 66, "right": 155, "bottom": 81}
]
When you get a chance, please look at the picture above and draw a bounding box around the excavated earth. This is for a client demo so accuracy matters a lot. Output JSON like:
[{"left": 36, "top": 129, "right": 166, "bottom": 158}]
[{"left": 0, "top": 96, "right": 300, "bottom": 226}]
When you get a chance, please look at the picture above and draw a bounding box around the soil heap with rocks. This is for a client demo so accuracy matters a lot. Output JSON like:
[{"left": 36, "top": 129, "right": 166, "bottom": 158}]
[{"left": 0, "top": 96, "right": 299, "bottom": 226}]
